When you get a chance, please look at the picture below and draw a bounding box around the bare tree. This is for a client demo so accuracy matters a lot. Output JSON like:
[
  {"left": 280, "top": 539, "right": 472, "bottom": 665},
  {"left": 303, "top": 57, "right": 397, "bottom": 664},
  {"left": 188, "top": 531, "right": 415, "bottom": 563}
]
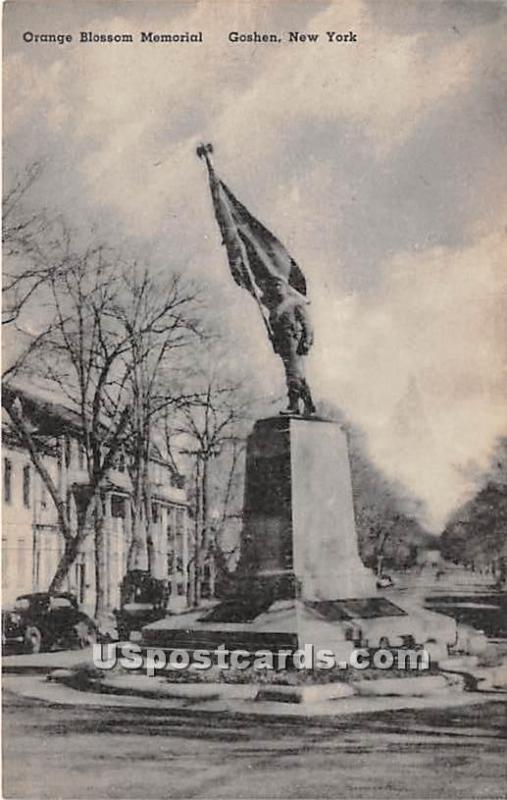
[
  {"left": 2, "top": 162, "right": 72, "bottom": 385},
  {"left": 4, "top": 241, "right": 205, "bottom": 619},
  {"left": 171, "top": 373, "right": 252, "bottom": 605},
  {"left": 106, "top": 265, "right": 202, "bottom": 574},
  {"left": 4, "top": 243, "right": 132, "bottom": 617},
  {"left": 2, "top": 161, "right": 64, "bottom": 327}
]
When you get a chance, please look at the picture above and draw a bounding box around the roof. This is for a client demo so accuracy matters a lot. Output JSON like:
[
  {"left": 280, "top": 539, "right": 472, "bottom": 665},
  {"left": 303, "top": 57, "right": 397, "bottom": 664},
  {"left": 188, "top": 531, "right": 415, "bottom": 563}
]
[
  {"left": 2, "top": 375, "right": 185, "bottom": 482},
  {"left": 3, "top": 376, "right": 85, "bottom": 437}
]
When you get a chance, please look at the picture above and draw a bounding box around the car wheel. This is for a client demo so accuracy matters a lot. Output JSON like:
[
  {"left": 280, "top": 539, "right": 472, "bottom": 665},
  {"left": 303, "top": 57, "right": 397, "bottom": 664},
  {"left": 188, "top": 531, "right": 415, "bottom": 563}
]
[
  {"left": 74, "top": 621, "right": 97, "bottom": 649},
  {"left": 24, "top": 625, "right": 43, "bottom": 654}
]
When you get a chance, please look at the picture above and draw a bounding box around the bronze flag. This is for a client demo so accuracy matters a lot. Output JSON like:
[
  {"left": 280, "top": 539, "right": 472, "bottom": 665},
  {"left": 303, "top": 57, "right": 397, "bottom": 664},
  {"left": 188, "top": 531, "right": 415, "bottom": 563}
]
[{"left": 197, "top": 143, "right": 308, "bottom": 341}]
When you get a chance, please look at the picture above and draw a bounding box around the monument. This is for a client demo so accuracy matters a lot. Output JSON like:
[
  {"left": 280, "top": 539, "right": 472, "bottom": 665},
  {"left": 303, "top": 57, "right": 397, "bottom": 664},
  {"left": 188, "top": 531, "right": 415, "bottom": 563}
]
[
  {"left": 239, "top": 416, "right": 376, "bottom": 602},
  {"left": 142, "top": 144, "right": 379, "bottom": 658}
]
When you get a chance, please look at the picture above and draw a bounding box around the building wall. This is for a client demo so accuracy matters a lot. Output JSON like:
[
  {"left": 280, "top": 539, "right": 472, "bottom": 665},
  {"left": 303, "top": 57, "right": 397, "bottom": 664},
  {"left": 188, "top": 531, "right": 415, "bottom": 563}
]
[
  {"left": 2, "top": 445, "right": 35, "bottom": 603},
  {"left": 2, "top": 434, "right": 189, "bottom": 615}
]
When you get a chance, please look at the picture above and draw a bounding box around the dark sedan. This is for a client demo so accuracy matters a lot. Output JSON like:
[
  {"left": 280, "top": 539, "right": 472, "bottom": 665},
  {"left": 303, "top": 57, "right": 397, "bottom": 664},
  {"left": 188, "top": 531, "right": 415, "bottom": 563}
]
[{"left": 2, "top": 592, "right": 97, "bottom": 654}]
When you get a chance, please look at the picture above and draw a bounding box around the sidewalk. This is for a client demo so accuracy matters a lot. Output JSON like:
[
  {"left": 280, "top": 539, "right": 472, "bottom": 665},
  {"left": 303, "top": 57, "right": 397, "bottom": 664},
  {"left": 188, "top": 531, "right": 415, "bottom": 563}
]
[
  {"left": 2, "top": 647, "right": 96, "bottom": 674},
  {"left": 3, "top": 642, "right": 506, "bottom": 725},
  {"left": 389, "top": 570, "right": 499, "bottom": 596}
]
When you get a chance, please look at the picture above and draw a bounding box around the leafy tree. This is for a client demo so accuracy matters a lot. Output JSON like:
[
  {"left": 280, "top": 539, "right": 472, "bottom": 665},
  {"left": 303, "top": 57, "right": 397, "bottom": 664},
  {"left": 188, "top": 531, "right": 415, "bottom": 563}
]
[
  {"left": 441, "top": 438, "right": 507, "bottom": 568},
  {"left": 318, "top": 402, "right": 432, "bottom": 571}
]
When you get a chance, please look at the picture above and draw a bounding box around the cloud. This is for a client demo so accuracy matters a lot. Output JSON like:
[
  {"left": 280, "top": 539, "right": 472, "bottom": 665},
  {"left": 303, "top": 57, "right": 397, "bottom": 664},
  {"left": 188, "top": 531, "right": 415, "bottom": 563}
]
[
  {"left": 5, "top": 0, "right": 495, "bottom": 230},
  {"left": 311, "top": 227, "right": 507, "bottom": 529},
  {"left": 4, "top": 0, "right": 507, "bottom": 530}
]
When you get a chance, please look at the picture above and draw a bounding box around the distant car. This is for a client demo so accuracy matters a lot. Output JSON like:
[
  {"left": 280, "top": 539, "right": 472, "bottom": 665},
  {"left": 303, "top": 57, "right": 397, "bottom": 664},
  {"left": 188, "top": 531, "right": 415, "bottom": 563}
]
[
  {"left": 2, "top": 592, "right": 97, "bottom": 654},
  {"left": 376, "top": 574, "right": 394, "bottom": 589}
]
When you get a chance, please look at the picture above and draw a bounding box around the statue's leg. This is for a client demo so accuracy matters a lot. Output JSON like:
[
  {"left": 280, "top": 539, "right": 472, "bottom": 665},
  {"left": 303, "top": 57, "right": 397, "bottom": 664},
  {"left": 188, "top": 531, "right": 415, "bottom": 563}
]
[
  {"left": 288, "top": 383, "right": 301, "bottom": 414},
  {"left": 302, "top": 379, "right": 316, "bottom": 416},
  {"left": 280, "top": 349, "right": 302, "bottom": 414}
]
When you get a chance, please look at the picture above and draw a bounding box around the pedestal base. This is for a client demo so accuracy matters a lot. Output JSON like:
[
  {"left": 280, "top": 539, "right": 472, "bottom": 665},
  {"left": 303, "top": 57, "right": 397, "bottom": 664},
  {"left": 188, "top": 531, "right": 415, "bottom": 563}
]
[
  {"left": 239, "top": 416, "right": 376, "bottom": 600},
  {"left": 143, "top": 417, "right": 383, "bottom": 657},
  {"left": 142, "top": 599, "right": 358, "bottom": 663},
  {"left": 141, "top": 592, "right": 456, "bottom": 664}
]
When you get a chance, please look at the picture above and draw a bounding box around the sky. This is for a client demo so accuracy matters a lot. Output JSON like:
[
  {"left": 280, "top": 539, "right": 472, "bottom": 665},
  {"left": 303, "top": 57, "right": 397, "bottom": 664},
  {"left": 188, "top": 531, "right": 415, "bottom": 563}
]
[{"left": 4, "top": 0, "right": 507, "bottom": 530}]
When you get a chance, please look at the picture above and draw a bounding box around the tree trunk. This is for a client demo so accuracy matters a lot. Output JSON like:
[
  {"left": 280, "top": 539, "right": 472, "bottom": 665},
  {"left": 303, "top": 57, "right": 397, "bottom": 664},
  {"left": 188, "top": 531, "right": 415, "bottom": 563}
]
[
  {"left": 202, "top": 456, "right": 216, "bottom": 598},
  {"left": 127, "top": 503, "right": 146, "bottom": 571},
  {"left": 94, "top": 508, "right": 107, "bottom": 618},
  {"left": 48, "top": 537, "right": 79, "bottom": 593},
  {"left": 127, "top": 453, "right": 149, "bottom": 571},
  {"left": 193, "top": 458, "right": 203, "bottom": 607},
  {"left": 145, "top": 487, "right": 156, "bottom": 577}
]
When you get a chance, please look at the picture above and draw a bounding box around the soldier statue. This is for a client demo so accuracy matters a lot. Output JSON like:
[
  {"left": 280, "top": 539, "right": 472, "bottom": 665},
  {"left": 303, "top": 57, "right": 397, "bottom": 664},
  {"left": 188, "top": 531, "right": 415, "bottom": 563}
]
[
  {"left": 262, "top": 278, "right": 316, "bottom": 417},
  {"left": 197, "top": 142, "right": 316, "bottom": 417}
]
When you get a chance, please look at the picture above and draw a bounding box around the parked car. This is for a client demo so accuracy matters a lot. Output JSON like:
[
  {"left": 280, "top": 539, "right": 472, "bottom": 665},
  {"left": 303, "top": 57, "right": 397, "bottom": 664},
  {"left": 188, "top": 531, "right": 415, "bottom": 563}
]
[
  {"left": 113, "top": 570, "right": 170, "bottom": 641},
  {"left": 2, "top": 592, "right": 97, "bottom": 654},
  {"left": 376, "top": 574, "right": 394, "bottom": 589}
]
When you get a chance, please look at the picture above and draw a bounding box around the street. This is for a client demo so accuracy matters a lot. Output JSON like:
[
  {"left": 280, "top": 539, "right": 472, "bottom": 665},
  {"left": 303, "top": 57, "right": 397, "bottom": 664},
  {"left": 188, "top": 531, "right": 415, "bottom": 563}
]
[{"left": 3, "top": 689, "right": 506, "bottom": 799}]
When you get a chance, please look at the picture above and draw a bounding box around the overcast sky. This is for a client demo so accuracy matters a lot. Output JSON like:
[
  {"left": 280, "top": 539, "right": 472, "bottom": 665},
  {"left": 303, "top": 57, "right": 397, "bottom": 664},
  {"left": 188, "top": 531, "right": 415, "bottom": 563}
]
[{"left": 4, "top": 0, "right": 507, "bottom": 530}]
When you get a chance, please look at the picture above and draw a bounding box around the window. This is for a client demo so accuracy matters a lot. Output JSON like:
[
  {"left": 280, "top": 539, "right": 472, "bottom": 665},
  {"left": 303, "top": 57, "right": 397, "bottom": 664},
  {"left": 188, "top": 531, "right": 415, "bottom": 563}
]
[
  {"left": 3, "top": 459, "right": 12, "bottom": 504},
  {"left": 152, "top": 503, "right": 159, "bottom": 523},
  {"left": 23, "top": 465, "right": 31, "bottom": 508},
  {"left": 111, "top": 495, "right": 126, "bottom": 519},
  {"left": 75, "top": 560, "right": 86, "bottom": 604},
  {"left": 117, "top": 451, "right": 126, "bottom": 473},
  {"left": 175, "top": 507, "right": 185, "bottom": 536},
  {"left": 64, "top": 436, "right": 72, "bottom": 469},
  {"left": 77, "top": 443, "right": 85, "bottom": 470},
  {"left": 40, "top": 484, "right": 48, "bottom": 509},
  {"left": 201, "top": 562, "right": 212, "bottom": 600},
  {"left": 49, "top": 596, "right": 73, "bottom": 610}
]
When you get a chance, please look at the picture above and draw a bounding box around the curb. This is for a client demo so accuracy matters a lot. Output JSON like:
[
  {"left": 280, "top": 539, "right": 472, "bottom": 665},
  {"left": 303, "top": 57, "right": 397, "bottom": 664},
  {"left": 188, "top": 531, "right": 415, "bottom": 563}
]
[
  {"left": 2, "top": 647, "right": 97, "bottom": 676},
  {"left": 2, "top": 663, "right": 64, "bottom": 676},
  {"left": 4, "top": 674, "right": 505, "bottom": 723},
  {"left": 49, "top": 666, "right": 465, "bottom": 704}
]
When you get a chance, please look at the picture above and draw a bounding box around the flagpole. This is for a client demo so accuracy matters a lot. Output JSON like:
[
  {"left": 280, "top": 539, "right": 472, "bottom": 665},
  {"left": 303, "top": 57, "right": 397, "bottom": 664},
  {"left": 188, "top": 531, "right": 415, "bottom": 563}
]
[
  {"left": 235, "top": 226, "right": 275, "bottom": 343},
  {"left": 197, "top": 143, "right": 275, "bottom": 343}
]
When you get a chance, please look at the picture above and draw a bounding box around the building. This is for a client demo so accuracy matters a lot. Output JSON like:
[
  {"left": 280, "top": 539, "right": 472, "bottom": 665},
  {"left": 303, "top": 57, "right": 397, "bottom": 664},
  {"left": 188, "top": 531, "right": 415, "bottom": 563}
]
[{"left": 2, "top": 385, "right": 189, "bottom": 617}]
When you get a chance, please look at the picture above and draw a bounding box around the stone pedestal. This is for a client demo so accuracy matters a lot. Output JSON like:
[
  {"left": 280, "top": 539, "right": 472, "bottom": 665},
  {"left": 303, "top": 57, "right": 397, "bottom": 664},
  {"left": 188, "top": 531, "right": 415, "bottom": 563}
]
[
  {"left": 143, "top": 417, "right": 379, "bottom": 657},
  {"left": 240, "top": 416, "right": 375, "bottom": 600}
]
